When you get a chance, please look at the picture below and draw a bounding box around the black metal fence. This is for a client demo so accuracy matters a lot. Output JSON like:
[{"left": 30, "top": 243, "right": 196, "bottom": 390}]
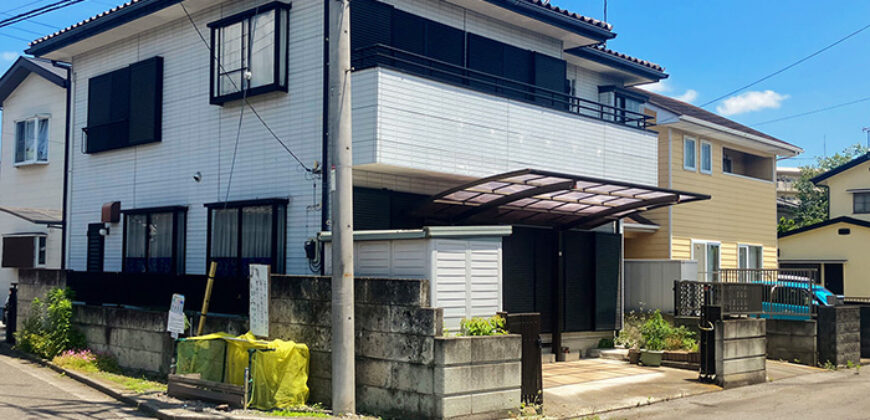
[
  {"left": 351, "top": 44, "right": 655, "bottom": 129},
  {"left": 66, "top": 271, "right": 248, "bottom": 315},
  {"left": 674, "top": 281, "right": 764, "bottom": 317}
]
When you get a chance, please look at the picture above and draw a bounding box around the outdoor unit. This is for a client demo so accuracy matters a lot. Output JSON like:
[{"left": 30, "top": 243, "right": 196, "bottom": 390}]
[{"left": 322, "top": 226, "right": 511, "bottom": 330}]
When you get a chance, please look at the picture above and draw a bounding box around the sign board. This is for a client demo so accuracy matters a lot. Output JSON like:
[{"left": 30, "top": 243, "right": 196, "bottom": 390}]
[
  {"left": 167, "top": 293, "right": 185, "bottom": 338},
  {"left": 249, "top": 264, "right": 271, "bottom": 337}
]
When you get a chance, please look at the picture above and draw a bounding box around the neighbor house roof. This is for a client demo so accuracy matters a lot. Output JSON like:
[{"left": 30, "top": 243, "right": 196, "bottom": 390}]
[
  {"left": 636, "top": 88, "right": 801, "bottom": 153},
  {"left": 810, "top": 153, "right": 870, "bottom": 185},
  {"left": 27, "top": 0, "right": 615, "bottom": 56},
  {"left": 778, "top": 216, "right": 870, "bottom": 238},
  {"left": 0, "top": 206, "right": 63, "bottom": 225},
  {"left": 0, "top": 56, "right": 67, "bottom": 108}
]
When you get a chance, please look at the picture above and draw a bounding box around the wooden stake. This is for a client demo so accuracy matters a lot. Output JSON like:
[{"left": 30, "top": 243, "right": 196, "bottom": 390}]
[{"left": 197, "top": 261, "right": 218, "bottom": 336}]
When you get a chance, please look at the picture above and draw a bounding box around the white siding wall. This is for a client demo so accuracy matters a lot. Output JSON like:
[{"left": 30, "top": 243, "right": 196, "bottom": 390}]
[
  {"left": 66, "top": 0, "right": 324, "bottom": 274},
  {"left": 568, "top": 64, "right": 621, "bottom": 104},
  {"left": 354, "top": 68, "right": 658, "bottom": 185},
  {"left": 0, "top": 73, "right": 66, "bottom": 294}
]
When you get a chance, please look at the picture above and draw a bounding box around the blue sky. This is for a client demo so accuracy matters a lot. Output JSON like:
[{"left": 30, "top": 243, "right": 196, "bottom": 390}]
[{"left": 0, "top": 1, "right": 868, "bottom": 168}]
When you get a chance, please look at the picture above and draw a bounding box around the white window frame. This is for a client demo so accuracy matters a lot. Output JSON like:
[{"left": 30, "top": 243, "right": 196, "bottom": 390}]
[
  {"left": 35, "top": 235, "right": 47, "bottom": 267},
  {"left": 737, "top": 244, "right": 763, "bottom": 269},
  {"left": 690, "top": 239, "right": 721, "bottom": 282},
  {"left": 700, "top": 140, "right": 713, "bottom": 174},
  {"left": 14, "top": 115, "right": 50, "bottom": 166},
  {"left": 683, "top": 136, "right": 697, "bottom": 171}
]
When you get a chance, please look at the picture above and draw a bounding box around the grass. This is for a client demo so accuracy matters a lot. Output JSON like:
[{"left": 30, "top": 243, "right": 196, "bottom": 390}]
[
  {"left": 52, "top": 349, "right": 166, "bottom": 394},
  {"left": 264, "top": 409, "right": 331, "bottom": 418}
]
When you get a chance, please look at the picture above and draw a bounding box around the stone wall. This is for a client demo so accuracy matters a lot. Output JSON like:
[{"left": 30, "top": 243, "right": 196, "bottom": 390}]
[
  {"left": 818, "top": 306, "right": 860, "bottom": 367},
  {"left": 714, "top": 318, "right": 766, "bottom": 389},
  {"left": 269, "top": 275, "right": 521, "bottom": 420},
  {"left": 766, "top": 319, "right": 817, "bottom": 366}
]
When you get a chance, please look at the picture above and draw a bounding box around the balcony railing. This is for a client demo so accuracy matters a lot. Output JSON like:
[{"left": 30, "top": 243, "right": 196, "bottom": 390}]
[{"left": 351, "top": 44, "right": 654, "bottom": 130}]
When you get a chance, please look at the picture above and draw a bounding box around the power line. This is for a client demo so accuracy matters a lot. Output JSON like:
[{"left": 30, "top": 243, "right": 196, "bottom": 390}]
[
  {"left": 0, "top": 0, "right": 84, "bottom": 29},
  {"left": 179, "top": 1, "right": 312, "bottom": 173},
  {"left": 699, "top": 21, "right": 870, "bottom": 108},
  {"left": 749, "top": 95, "right": 870, "bottom": 127}
]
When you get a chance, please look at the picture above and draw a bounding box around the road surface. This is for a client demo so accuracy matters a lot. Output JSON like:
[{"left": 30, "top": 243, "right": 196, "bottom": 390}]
[
  {"left": 602, "top": 367, "right": 868, "bottom": 420},
  {"left": 0, "top": 345, "right": 151, "bottom": 419}
]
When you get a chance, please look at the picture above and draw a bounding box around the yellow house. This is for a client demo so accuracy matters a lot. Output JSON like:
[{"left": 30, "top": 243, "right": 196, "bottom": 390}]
[
  {"left": 624, "top": 90, "right": 802, "bottom": 292},
  {"left": 779, "top": 153, "right": 870, "bottom": 299}
]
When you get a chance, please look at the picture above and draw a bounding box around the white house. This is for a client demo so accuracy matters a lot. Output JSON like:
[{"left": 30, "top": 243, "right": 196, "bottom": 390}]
[
  {"left": 26, "top": 0, "right": 707, "bottom": 356},
  {"left": 0, "top": 57, "right": 68, "bottom": 305}
]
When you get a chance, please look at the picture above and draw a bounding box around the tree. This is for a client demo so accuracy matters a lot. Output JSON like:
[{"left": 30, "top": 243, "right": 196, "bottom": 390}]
[{"left": 779, "top": 143, "right": 869, "bottom": 232}]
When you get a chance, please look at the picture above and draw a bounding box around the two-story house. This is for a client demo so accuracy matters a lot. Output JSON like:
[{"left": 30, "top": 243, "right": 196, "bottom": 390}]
[
  {"left": 25, "top": 0, "right": 708, "bottom": 358},
  {"left": 622, "top": 91, "right": 802, "bottom": 311},
  {"left": 779, "top": 153, "right": 870, "bottom": 300},
  {"left": 0, "top": 57, "right": 68, "bottom": 308}
]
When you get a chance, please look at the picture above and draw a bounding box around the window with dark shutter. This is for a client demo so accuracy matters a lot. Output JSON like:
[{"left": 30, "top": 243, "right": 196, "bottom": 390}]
[
  {"left": 350, "top": 0, "right": 393, "bottom": 51},
  {"left": 1, "top": 236, "right": 36, "bottom": 268},
  {"left": 85, "top": 56, "right": 163, "bottom": 153},
  {"left": 534, "top": 52, "right": 568, "bottom": 109},
  {"left": 467, "top": 34, "right": 503, "bottom": 94}
]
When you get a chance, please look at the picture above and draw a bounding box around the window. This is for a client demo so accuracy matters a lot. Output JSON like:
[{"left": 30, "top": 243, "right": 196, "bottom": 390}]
[
  {"left": 15, "top": 116, "right": 49, "bottom": 165},
  {"left": 684, "top": 137, "right": 697, "bottom": 171},
  {"left": 209, "top": 2, "right": 290, "bottom": 105},
  {"left": 123, "top": 207, "right": 186, "bottom": 274},
  {"left": 854, "top": 192, "right": 870, "bottom": 214},
  {"left": 1, "top": 235, "right": 47, "bottom": 268},
  {"left": 85, "top": 57, "right": 163, "bottom": 153},
  {"left": 700, "top": 141, "right": 712, "bottom": 174},
  {"left": 738, "top": 244, "right": 763, "bottom": 281},
  {"left": 693, "top": 241, "right": 720, "bottom": 282},
  {"left": 206, "top": 199, "right": 287, "bottom": 278}
]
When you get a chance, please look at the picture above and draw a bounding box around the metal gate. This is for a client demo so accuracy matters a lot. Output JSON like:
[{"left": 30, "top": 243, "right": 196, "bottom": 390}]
[{"left": 504, "top": 313, "right": 542, "bottom": 405}]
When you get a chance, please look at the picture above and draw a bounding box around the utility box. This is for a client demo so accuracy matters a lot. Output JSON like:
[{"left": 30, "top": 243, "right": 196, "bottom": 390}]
[{"left": 322, "top": 226, "right": 511, "bottom": 330}]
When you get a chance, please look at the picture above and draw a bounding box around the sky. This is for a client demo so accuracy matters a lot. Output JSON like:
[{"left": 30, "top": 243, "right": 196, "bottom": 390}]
[{"left": 0, "top": 1, "right": 869, "bottom": 168}]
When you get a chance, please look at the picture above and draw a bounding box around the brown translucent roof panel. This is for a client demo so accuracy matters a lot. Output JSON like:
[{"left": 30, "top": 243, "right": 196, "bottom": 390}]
[{"left": 419, "top": 169, "right": 709, "bottom": 230}]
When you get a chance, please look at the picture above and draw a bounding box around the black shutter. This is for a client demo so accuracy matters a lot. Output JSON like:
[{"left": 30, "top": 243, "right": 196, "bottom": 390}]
[
  {"left": 425, "top": 20, "right": 464, "bottom": 83},
  {"left": 353, "top": 188, "right": 391, "bottom": 230},
  {"left": 533, "top": 52, "right": 568, "bottom": 109},
  {"left": 391, "top": 9, "right": 426, "bottom": 72},
  {"left": 128, "top": 57, "right": 163, "bottom": 146},
  {"left": 562, "top": 231, "right": 595, "bottom": 332},
  {"left": 467, "top": 33, "right": 504, "bottom": 94},
  {"left": 2, "top": 237, "right": 34, "bottom": 268},
  {"left": 86, "top": 68, "right": 130, "bottom": 153},
  {"left": 502, "top": 44, "right": 533, "bottom": 100},
  {"left": 594, "top": 232, "right": 621, "bottom": 331},
  {"left": 87, "top": 223, "right": 105, "bottom": 272},
  {"left": 350, "top": 0, "right": 393, "bottom": 51}
]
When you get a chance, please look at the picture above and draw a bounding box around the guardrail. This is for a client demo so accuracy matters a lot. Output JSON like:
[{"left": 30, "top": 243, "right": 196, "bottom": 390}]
[{"left": 351, "top": 43, "right": 655, "bottom": 130}]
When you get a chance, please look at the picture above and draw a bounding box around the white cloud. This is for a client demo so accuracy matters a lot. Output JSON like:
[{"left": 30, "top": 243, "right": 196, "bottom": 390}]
[
  {"left": 639, "top": 80, "right": 670, "bottom": 94},
  {"left": 716, "top": 90, "right": 789, "bottom": 116},
  {"left": 674, "top": 89, "right": 698, "bottom": 104},
  {"left": 1, "top": 51, "right": 17, "bottom": 62}
]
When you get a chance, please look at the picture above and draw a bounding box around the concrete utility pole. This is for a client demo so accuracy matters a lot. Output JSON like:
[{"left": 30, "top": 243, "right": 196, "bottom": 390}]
[{"left": 328, "top": 0, "right": 355, "bottom": 414}]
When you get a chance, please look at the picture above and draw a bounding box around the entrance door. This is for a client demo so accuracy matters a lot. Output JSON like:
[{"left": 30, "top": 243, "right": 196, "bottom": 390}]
[
  {"left": 86, "top": 223, "right": 104, "bottom": 272},
  {"left": 693, "top": 242, "right": 707, "bottom": 281},
  {"left": 824, "top": 263, "right": 844, "bottom": 295}
]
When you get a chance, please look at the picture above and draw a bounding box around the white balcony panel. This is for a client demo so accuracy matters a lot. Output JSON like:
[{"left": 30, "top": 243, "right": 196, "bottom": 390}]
[{"left": 352, "top": 68, "right": 658, "bottom": 186}]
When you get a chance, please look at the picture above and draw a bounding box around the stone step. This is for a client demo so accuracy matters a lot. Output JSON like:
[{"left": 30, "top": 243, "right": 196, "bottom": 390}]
[
  {"left": 600, "top": 348, "right": 629, "bottom": 360},
  {"left": 542, "top": 353, "right": 556, "bottom": 364}
]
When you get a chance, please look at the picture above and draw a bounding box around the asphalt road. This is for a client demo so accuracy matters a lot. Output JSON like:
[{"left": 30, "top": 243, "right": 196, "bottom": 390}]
[
  {"left": 602, "top": 367, "right": 869, "bottom": 420},
  {"left": 0, "top": 345, "right": 152, "bottom": 419}
]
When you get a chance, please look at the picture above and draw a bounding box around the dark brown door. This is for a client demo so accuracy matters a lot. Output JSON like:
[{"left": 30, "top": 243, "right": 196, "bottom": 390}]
[{"left": 86, "top": 223, "right": 104, "bottom": 272}]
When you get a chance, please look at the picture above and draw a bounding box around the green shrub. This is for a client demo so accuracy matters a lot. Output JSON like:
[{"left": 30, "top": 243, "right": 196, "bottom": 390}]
[
  {"left": 615, "top": 311, "right": 645, "bottom": 349},
  {"left": 459, "top": 316, "right": 507, "bottom": 336},
  {"left": 14, "top": 287, "right": 86, "bottom": 359},
  {"left": 597, "top": 338, "right": 615, "bottom": 349},
  {"left": 637, "top": 310, "right": 698, "bottom": 352}
]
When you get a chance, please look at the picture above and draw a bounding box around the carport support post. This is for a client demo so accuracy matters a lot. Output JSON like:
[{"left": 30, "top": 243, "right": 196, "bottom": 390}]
[
  {"left": 553, "top": 230, "right": 565, "bottom": 361},
  {"left": 328, "top": 0, "right": 355, "bottom": 414}
]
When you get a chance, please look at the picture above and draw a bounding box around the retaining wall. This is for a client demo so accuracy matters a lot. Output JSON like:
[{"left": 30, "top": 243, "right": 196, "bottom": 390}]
[
  {"left": 766, "top": 319, "right": 817, "bottom": 366},
  {"left": 269, "top": 275, "right": 521, "bottom": 420},
  {"left": 818, "top": 306, "right": 860, "bottom": 367},
  {"left": 714, "top": 318, "right": 766, "bottom": 388}
]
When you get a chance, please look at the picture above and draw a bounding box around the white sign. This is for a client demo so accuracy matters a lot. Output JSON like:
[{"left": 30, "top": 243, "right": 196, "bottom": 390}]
[
  {"left": 167, "top": 293, "right": 185, "bottom": 338},
  {"left": 249, "top": 264, "right": 271, "bottom": 338}
]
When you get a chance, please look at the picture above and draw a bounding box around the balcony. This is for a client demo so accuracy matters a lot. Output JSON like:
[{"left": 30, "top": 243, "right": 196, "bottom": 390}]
[
  {"left": 350, "top": 46, "right": 660, "bottom": 186},
  {"left": 351, "top": 44, "right": 653, "bottom": 130}
]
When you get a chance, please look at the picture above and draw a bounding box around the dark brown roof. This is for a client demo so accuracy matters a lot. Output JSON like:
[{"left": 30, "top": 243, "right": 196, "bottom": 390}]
[
  {"left": 589, "top": 45, "right": 664, "bottom": 72},
  {"left": 634, "top": 88, "right": 798, "bottom": 149},
  {"left": 520, "top": 0, "right": 612, "bottom": 30}
]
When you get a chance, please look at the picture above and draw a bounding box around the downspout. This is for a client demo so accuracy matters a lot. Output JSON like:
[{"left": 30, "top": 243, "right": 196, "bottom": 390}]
[
  {"left": 553, "top": 230, "right": 565, "bottom": 362},
  {"left": 55, "top": 60, "right": 72, "bottom": 270},
  {"left": 319, "top": 0, "right": 331, "bottom": 275}
]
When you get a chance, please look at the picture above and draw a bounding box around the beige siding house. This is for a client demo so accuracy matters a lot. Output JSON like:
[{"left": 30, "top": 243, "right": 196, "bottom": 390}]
[
  {"left": 623, "top": 90, "right": 802, "bottom": 311},
  {"left": 779, "top": 153, "right": 870, "bottom": 299},
  {"left": 0, "top": 57, "right": 68, "bottom": 305}
]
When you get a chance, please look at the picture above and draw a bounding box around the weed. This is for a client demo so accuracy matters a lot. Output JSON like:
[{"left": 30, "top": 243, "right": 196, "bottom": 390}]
[{"left": 458, "top": 315, "right": 507, "bottom": 336}]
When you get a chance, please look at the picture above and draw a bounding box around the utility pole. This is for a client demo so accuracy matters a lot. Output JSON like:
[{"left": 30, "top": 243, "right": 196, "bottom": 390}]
[{"left": 328, "top": 0, "right": 355, "bottom": 415}]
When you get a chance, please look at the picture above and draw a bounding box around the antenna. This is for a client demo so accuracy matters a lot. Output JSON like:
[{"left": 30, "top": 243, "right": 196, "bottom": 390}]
[
  {"left": 603, "top": 0, "right": 607, "bottom": 23},
  {"left": 863, "top": 127, "right": 870, "bottom": 148}
]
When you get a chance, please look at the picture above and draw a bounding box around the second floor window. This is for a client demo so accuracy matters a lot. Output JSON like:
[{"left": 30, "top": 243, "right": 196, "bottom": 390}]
[
  {"left": 15, "top": 116, "right": 49, "bottom": 165},
  {"left": 683, "top": 137, "right": 696, "bottom": 171},
  {"left": 209, "top": 2, "right": 290, "bottom": 105},
  {"left": 700, "top": 141, "right": 712, "bottom": 174},
  {"left": 854, "top": 192, "right": 870, "bottom": 214}
]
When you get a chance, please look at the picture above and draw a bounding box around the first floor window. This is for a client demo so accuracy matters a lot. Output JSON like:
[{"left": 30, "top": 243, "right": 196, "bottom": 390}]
[
  {"left": 738, "top": 245, "right": 763, "bottom": 281},
  {"left": 1, "top": 234, "right": 47, "bottom": 268},
  {"left": 15, "top": 116, "right": 49, "bottom": 164},
  {"left": 207, "top": 200, "right": 286, "bottom": 278},
  {"left": 693, "top": 241, "right": 720, "bottom": 282},
  {"left": 123, "top": 208, "right": 186, "bottom": 274},
  {"left": 684, "top": 137, "right": 697, "bottom": 171},
  {"left": 36, "top": 236, "right": 46, "bottom": 266},
  {"left": 854, "top": 192, "right": 870, "bottom": 214}
]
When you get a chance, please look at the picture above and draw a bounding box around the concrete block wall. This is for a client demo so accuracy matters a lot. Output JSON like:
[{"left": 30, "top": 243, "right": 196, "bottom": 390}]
[
  {"left": 269, "top": 275, "right": 521, "bottom": 420},
  {"left": 15, "top": 269, "right": 67, "bottom": 325},
  {"left": 818, "top": 306, "right": 860, "bottom": 367},
  {"left": 74, "top": 306, "right": 173, "bottom": 374},
  {"left": 714, "top": 318, "right": 766, "bottom": 389},
  {"left": 766, "top": 319, "right": 817, "bottom": 366}
]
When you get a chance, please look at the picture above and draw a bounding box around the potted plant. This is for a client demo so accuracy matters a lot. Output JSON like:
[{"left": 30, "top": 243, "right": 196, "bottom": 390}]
[
  {"left": 628, "top": 347, "right": 641, "bottom": 364},
  {"left": 639, "top": 311, "right": 669, "bottom": 367}
]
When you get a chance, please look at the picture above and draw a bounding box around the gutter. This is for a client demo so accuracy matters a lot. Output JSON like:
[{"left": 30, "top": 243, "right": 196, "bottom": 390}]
[
  {"left": 55, "top": 60, "right": 71, "bottom": 270},
  {"left": 319, "top": 0, "right": 330, "bottom": 274}
]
